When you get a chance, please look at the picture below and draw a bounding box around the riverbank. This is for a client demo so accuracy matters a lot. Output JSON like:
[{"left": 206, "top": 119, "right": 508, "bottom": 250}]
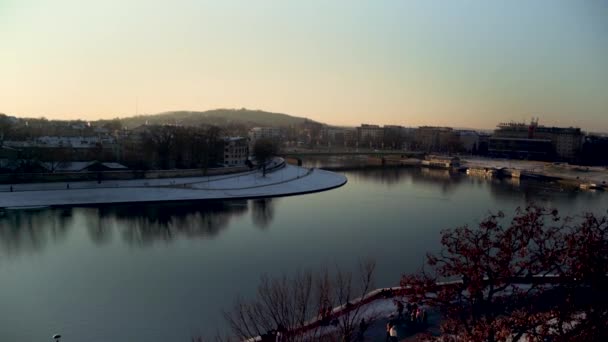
[
  {"left": 0, "top": 163, "right": 347, "bottom": 209},
  {"left": 0, "top": 165, "right": 249, "bottom": 184},
  {"left": 310, "top": 155, "right": 608, "bottom": 190}
]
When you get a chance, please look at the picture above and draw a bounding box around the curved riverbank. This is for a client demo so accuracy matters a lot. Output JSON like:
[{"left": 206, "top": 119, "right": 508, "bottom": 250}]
[{"left": 0, "top": 164, "right": 347, "bottom": 208}]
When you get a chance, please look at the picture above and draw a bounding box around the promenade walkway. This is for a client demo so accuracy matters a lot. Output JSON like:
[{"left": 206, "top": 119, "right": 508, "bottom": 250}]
[{"left": 0, "top": 160, "right": 347, "bottom": 208}]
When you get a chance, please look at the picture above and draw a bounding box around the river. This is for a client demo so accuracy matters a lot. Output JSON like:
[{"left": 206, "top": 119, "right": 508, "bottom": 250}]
[{"left": 0, "top": 163, "right": 606, "bottom": 341}]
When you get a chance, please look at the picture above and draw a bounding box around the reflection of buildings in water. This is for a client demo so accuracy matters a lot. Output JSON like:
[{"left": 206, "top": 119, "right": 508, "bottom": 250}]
[
  {"left": 0, "top": 208, "right": 73, "bottom": 256},
  {"left": 505, "top": 177, "right": 520, "bottom": 187},
  {"left": 251, "top": 198, "right": 276, "bottom": 229},
  {"left": 414, "top": 168, "right": 464, "bottom": 195},
  {"left": 302, "top": 156, "right": 370, "bottom": 169},
  {"left": 348, "top": 167, "right": 464, "bottom": 194},
  {"left": 350, "top": 168, "right": 411, "bottom": 185},
  {"left": 487, "top": 177, "right": 580, "bottom": 204},
  {"left": 95, "top": 200, "right": 249, "bottom": 246},
  {"left": 419, "top": 167, "right": 451, "bottom": 180}
]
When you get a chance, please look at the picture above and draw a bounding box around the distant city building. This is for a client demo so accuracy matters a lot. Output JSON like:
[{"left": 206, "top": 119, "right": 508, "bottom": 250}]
[
  {"left": 357, "top": 124, "right": 384, "bottom": 148},
  {"left": 414, "top": 126, "right": 456, "bottom": 152},
  {"left": 4, "top": 136, "right": 116, "bottom": 149},
  {"left": 489, "top": 120, "right": 583, "bottom": 161},
  {"left": 248, "top": 127, "right": 281, "bottom": 141},
  {"left": 248, "top": 127, "right": 281, "bottom": 148},
  {"left": 456, "top": 130, "right": 480, "bottom": 154},
  {"left": 581, "top": 134, "right": 608, "bottom": 165},
  {"left": 40, "top": 161, "right": 128, "bottom": 173},
  {"left": 220, "top": 137, "right": 249, "bottom": 166},
  {"left": 382, "top": 125, "right": 404, "bottom": 149},
  {"left": 488, "top": 137, "right": 553, "bottom": 159},
  {"left": 3, "top": 135, "right": 119, "bottom": 161}
]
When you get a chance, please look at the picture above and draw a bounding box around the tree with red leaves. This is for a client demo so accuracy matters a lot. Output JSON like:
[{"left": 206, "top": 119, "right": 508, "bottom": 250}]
[{"left": 400, "top": 205, "right": 608, "bottom": 341}]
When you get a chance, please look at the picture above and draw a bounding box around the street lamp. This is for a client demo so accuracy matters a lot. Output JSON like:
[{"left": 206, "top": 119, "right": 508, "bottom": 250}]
[{"left": 53, "top": 334, "right": 61, "bottom": 342}]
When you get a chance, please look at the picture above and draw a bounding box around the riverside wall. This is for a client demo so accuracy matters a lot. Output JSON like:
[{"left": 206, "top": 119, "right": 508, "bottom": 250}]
[{"left": 0, "top": 166, "right": 249, "bottom": 184}]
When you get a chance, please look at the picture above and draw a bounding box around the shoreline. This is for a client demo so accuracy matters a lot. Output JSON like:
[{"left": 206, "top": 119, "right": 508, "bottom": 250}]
[
  {"left": 0, "top": 163, "right": 347, "bottom": 209},
  {"left": 312, "top": 156, "right": 608, "bottom": 190}
]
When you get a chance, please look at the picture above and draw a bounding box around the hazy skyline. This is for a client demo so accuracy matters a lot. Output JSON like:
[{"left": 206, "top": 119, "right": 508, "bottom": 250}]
[{"left": 1, "top": 0, "right": 607, "bottom": 130}]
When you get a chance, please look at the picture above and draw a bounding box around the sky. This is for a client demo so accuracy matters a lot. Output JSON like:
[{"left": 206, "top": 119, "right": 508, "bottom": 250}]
[{"left": 1, "top": 0, "right": 607, "bottom": 131}]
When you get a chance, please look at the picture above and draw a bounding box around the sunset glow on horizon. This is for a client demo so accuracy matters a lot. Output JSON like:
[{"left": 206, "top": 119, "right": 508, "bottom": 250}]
[{"left": 1, "top": 0, "right": 607, "bottom": 130}]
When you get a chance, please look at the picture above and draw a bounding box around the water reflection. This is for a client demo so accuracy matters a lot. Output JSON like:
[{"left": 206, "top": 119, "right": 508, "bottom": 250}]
[
  {"left": 0, "top": 166, "right": 603, "bottom": 257},
  {"left": 0, "top": 200, "right": 259, "bottom": 255},
  {"left": 97, "top": 201, "right": 250, "bottom": 246},
  {"left": 0, "top": 208, "right": 73, "bottom": 257},
  {"left": 251, "top": 199, "right": 275, "bottom": 229},
  {"left": 351, "top": 167, "right": 464, "bottom": 195},
  {"left": 348, "top": 167, "right": 595, "bottom": 204}
]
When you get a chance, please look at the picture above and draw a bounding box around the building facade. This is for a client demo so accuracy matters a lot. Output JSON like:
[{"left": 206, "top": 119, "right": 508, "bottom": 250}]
[
  {"left": 248, "top": 127, "right": 281, "bottom": 149},
  {"left": 414, "top": 126, "right": 455, "bottom": 152},
  {"left": 356, "top": 124, "right": 384, "bottom": 148},
  {"left": 491, "top": 121, "right": 583, "bottom": 161},
  {"left": 220, "top": 137, "right": 249, "bottom": 166}
]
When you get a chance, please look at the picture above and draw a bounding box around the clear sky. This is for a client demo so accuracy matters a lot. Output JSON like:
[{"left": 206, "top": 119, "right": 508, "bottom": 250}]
[{"left": 1, "top": 0, "right": 607, "bottom": 130}]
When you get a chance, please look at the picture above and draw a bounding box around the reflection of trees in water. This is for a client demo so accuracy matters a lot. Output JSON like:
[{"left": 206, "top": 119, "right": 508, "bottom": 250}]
[
  {"left": 349, "top": 168, "right": 411, "bottom": 185},
  {"left": 251, "top": 199, "right": 276, "bottom": 229},
  {"left": 0, "top": 199, "right": 272, "bottom": 253},
  {"left": 95, "top": 200, "right": 249, "bottom": 246},
  {"left": 0, "top": 208, "right": 73, "bottom": 256}
]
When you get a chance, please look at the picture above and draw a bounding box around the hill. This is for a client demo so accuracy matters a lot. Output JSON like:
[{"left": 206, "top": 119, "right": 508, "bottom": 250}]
[{"left": 119, "top": 108, "right": 318, "bottom": 128}]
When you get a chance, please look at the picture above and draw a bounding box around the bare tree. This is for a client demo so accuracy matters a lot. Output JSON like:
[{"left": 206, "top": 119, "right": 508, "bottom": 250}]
[
  {"left": 317, "top": 260, "right": 377, "bottom": 341},
  {"left": 222, "top": 261, "right": 377, "bottom": 341}
]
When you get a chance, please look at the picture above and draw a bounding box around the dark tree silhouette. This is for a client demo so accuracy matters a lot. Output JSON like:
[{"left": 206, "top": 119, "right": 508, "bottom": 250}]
[
  {"left": 253, "top": 138, "right": 278, "bottom": 176},
  {"left": 400, "top": 205, "right": 608, "bottom": 341},
  {"left": 141, "top": 125, "right": 223, "bottom": 170}
]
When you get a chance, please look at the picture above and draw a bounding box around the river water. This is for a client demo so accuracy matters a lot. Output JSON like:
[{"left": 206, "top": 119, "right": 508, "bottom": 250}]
[{"left": 0, "top": 163, "right": 606, "bottom": 341}]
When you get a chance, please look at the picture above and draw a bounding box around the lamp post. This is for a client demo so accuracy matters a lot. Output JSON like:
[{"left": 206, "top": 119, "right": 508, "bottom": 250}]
[{"left": 53, "top": 334, "right": 61, "bottom": 342}]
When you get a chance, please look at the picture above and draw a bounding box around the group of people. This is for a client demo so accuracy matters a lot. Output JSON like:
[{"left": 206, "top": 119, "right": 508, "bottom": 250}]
[
  {"left": 382, "top": 302, "right": 428, "bottom": 341},
  {"left": 396, "top": 301, "right": 427, "bottom": 326}
]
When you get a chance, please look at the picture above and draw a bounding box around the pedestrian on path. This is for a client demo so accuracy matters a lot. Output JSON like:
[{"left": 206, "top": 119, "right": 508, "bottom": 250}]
[
  {"left": 389, "top": 324, "right": 398, "bottom": 342},
  {"left": 396, "top": 300, "right": 404, "bottom": 320},
  {"left": 421, "top": 308, "right": 428, "bottom": 325},
  {"left": 357, "top": 318, "right": 368, "bottom": 340}
]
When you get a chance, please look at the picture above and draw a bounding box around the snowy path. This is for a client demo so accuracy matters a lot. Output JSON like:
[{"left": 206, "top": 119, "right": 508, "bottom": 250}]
[{"left": 0, "top": 164, "right": 347, "bottom": 208}]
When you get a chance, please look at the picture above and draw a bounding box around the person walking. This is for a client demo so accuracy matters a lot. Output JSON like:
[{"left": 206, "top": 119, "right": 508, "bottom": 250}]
[
  {"left": 421, "top": 308, "right": 428, "bottom": 325},
  {"left": 385, "top": 322, "right": 392, "bottom": 342},
  {"left": 396, "top": 301, "right": 404, "bottom": 320},
  {"left": 357, "top": 318, "right": 368, "bottom": 341},
  {"left": 389, "top": 324, "right": 398, "bottom": 342}
]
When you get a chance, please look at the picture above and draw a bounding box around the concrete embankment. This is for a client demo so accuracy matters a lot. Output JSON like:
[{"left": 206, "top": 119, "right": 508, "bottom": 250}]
[
  {"left": 0, "top": 163, "right": 347, "bottom": 208},
  {"left": 303, "top": 155, "right": 608, "bottom": 190},
  {"left": 0, "top": 166, "right": 249, "bottom": 184}
]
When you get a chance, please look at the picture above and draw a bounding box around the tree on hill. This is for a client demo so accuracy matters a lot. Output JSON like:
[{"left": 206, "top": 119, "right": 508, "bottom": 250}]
[
  {"left": 400, "top": 205, "right": 608, "bottom": 341},
  {"left": 253, "top": 138, "right": 278, "bottom": 176}
]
